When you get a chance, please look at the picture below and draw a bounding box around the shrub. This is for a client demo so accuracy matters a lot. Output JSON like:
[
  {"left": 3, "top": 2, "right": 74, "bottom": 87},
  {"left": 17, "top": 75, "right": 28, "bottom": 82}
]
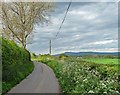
[
  {"left": 59, "top": 54, "right": 68, "bottom": 58},
  {"left": 104, "top": 54, "right": 114, "bottom": 59},
  {"left": 92, "top": 55, "right": 100, "bottom": 58},
  {"left": 31, "top": 53, "right": 37, "bottom": 58}
]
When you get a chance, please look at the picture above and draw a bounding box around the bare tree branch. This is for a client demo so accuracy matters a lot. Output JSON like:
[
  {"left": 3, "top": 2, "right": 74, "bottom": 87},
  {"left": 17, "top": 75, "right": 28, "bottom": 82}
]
[{"left": 1, "top": 2, "right": 55, "bottom": 49}]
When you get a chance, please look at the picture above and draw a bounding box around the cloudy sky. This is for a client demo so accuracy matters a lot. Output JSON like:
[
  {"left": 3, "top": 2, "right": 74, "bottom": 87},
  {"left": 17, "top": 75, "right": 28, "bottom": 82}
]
[{"left": 27, "top": 2, "right": 118, "bottom": 55}]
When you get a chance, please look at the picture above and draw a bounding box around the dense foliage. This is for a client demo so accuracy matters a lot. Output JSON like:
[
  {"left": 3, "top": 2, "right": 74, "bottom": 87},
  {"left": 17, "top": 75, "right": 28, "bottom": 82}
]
[
  {"left": 2, "top": 38, "right": 30, "bottom": 66},
  {"left": 2, "top": 37, "right": 34, "bottom": 94},
  {"left": 32, "top": 56, "right": 120, "bottom": 94},
  {"left": 59, "top": 54, "right": 68, "bottom": 58}
]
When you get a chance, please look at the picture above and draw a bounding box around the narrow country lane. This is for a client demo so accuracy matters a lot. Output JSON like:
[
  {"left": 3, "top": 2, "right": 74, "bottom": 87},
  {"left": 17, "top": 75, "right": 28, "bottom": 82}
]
[{"left": 8, "top": 61, "right": 61, "bottom": 93}]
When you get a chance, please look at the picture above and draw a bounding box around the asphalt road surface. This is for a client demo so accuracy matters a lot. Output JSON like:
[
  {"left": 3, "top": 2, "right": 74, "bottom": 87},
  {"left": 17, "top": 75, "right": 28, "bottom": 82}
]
[{"left": 8, "top": 61, "right": 61, "bottom": 93}]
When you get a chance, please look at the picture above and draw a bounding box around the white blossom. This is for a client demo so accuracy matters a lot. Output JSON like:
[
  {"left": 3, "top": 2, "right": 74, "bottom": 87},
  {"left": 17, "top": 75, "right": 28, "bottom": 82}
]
[
  {"left": 88, "top": 90, "right": 95, "bottom": 93},
  {"left": 83, "top": 79, "right": 87, "bottom": 82}
]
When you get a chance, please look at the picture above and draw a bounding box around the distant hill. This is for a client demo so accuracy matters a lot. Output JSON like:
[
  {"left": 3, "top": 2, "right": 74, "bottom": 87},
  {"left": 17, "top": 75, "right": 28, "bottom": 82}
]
[{"left": 55, "top": 52, "right": 118, "bottom": 56}]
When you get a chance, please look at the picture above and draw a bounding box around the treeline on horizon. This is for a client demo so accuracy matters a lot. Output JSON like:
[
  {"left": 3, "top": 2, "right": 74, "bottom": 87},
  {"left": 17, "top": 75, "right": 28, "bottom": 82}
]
[{"left": 31, "top": 53, "right": 119, "bottom": 59}]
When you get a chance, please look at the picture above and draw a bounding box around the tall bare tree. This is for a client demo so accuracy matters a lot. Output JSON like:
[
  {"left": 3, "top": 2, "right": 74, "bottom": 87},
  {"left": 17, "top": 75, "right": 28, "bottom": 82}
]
[{"left": 1, "top": 2, "right": 54, "bottom": 49}]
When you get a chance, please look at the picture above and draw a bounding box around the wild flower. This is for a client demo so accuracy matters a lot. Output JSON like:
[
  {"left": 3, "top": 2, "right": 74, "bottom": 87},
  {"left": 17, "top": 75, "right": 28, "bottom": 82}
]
[
  {"left": 83, "top": 79, "right": 87, "bottom": 82},
  {"left": 88, "top": 90, "right": 95, "bottom": 93},
  {"left": 76, "top": 81, "right": 79, "bottom": 83},
  {"left": 47, "top": 58, "right": 119, "bottom": 93},
  {"left": 103, "top": 92, "right": 107, "bottom": 93},
  {"left": 101, "top": 83, "right": 106, "bottom": 88},
  {"left": 116, "top": 91, "right": 119, "bottom": 93}
]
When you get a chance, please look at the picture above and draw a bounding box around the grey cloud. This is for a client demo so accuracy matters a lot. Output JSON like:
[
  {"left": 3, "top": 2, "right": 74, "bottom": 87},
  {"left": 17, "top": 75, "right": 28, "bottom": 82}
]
[{"left": 27, "top": 2, "right": 118, "bottom": 54}]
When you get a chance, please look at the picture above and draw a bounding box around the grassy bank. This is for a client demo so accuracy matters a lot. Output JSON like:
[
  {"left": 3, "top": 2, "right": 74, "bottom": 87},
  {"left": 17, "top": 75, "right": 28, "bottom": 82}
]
[
  {"left": 32, "top": 56, "right": 120, "bottom": 94},
  {"left": 2, "top": 38, "right": 34, "bottom": 94}
]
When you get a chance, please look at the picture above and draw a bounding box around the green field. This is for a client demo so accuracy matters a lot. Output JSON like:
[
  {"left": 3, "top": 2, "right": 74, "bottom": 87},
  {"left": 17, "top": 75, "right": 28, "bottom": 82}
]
[{"left": 79, "top": 58, "right": 119, "bottom": 65}]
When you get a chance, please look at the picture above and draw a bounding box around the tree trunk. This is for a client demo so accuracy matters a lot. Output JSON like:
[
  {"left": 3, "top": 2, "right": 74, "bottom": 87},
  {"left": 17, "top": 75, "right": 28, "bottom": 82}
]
[
  {"left": 21, "top": 41, "right": 26, "bottom": 64},
  {"left": 11, "top": 34, "right": 14, "bottom": 41}
]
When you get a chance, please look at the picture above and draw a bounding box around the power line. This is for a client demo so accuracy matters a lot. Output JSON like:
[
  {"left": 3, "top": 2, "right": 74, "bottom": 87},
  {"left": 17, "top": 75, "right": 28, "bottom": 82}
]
[
  {"left": 53, "top": 0, "right": 72, "bottom": 40},
  {"left": 49, "top": 0, "right": 72, "bottom": 55}
]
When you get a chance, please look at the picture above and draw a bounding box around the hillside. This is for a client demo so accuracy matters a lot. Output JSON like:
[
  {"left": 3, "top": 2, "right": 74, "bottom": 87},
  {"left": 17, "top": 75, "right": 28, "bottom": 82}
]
[{"left": 56, "top": 52, "right": 118, "bottom": 56}]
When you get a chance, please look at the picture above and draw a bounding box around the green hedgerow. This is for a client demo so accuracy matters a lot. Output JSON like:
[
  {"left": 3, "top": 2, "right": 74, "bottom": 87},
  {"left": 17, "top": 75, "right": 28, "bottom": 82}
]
[{"left": 1, "top": 37, "right": 34, "bottom": 95}]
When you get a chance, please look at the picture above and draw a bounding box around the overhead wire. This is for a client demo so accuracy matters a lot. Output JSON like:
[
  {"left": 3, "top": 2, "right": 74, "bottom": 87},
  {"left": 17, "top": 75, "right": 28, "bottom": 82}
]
[
  {"left": 50, "top": 0, "right": 72, "bottom": 54},
  {"left": 53, "top": 0, "right": 72, "bottom": 40}
]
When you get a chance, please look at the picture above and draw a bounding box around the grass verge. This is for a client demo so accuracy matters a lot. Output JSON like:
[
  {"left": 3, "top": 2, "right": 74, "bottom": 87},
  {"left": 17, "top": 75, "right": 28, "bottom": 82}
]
[{"left": 2, "top": 62, "right": 34, "bottom": 95}]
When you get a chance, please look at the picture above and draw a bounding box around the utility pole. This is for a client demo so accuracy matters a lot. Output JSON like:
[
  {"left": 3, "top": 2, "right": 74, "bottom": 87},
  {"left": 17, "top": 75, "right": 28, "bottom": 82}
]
[{"left": 50, "top": 40, "right": 51, "bottom": 55}]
